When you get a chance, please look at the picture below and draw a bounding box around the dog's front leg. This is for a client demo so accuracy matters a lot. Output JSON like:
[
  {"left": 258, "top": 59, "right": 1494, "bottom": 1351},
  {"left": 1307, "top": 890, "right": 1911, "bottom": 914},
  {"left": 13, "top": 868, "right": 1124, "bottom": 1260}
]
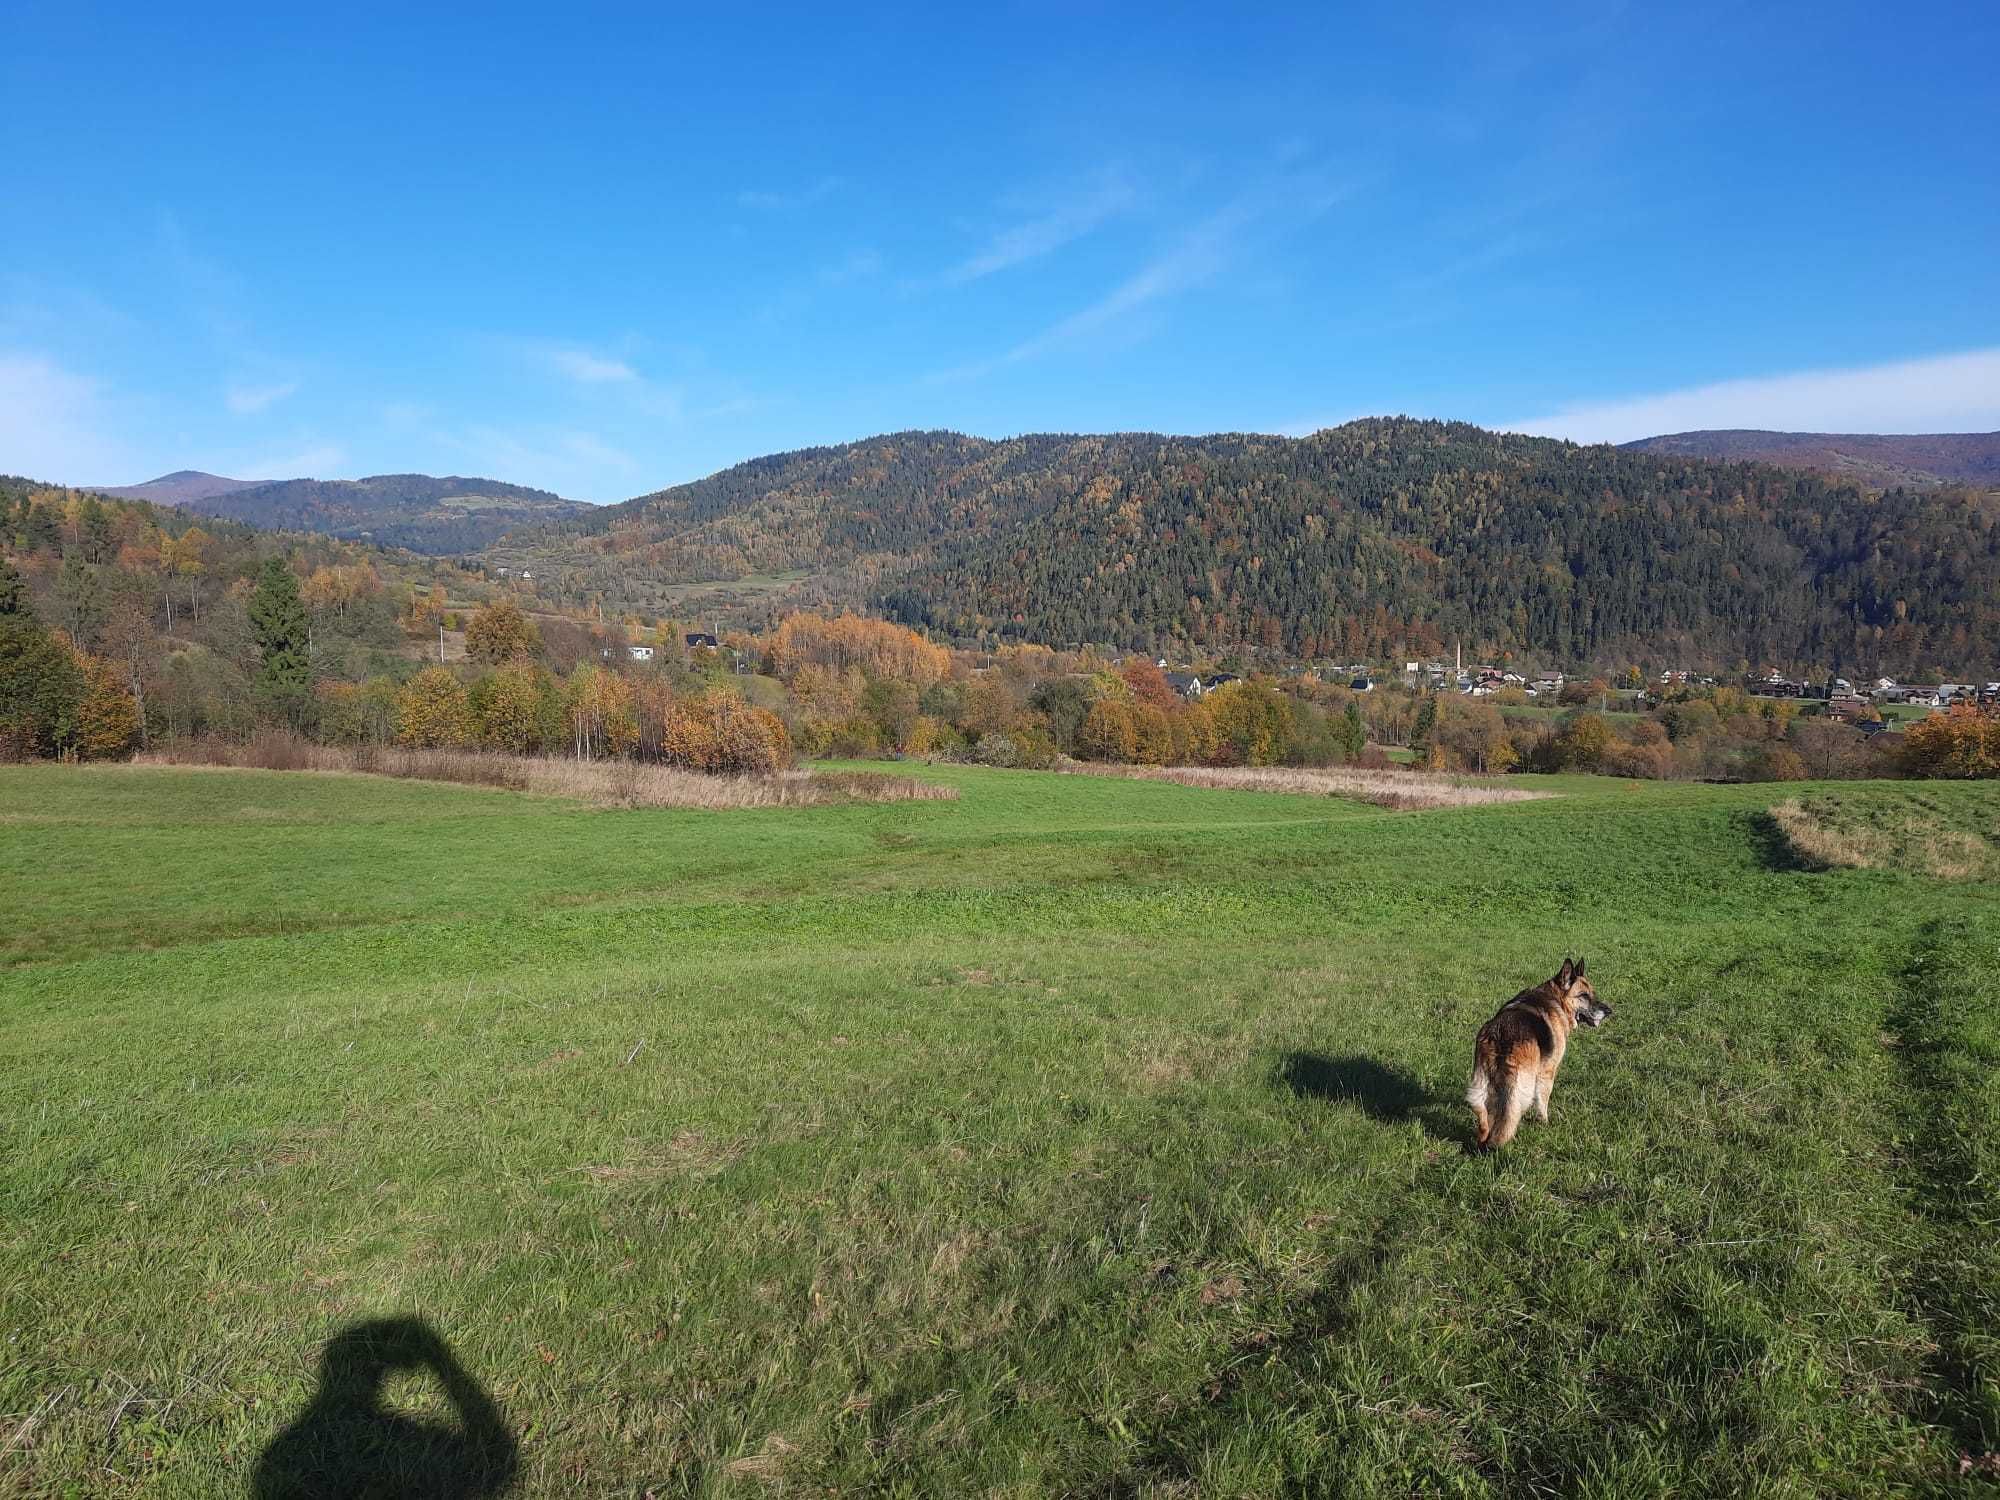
[{"left": 1534, "top": 1065, "right": 1555, "bottom": 1123}]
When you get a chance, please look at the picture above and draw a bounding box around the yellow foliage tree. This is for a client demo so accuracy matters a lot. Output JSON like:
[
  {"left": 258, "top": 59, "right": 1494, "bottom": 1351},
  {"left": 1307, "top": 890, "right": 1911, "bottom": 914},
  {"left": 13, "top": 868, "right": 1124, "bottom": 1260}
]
[
  {"left": 74, "top": 654, "right": 141, "bottom": 761},
  {"left": 396, "top": 666, "right": 473, "bottom": 748}
]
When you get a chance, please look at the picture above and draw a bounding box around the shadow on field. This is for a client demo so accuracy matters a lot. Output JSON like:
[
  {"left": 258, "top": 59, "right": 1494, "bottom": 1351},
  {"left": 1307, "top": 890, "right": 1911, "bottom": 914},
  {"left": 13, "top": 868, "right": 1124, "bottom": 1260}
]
[
  {"left": 253, "top": 1317, "right": 518, "bottom": 1500},
  {"left": 1278, "top": 1051, "right": 1459, "bottom": 1141},
  {"left": 1745, "top": 809, "right": 1823, "bottom": 873}
]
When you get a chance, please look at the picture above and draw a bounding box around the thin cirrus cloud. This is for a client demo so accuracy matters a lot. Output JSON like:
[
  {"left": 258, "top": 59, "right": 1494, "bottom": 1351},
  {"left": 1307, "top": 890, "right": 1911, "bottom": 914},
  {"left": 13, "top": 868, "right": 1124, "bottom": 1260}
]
[
  {"left": 930, "top": 198, "right": 1263, "bottom": 384},
  {"left": 548, "top": 348, "right": 639, "bottom": 384},
  {"left": 1504, "top": 348, "right": 2000, "bottom": 445},
  {"left": 225, "top": 379, "right": 298, "bottom": 415},
  {"left": 941, "top": 174, "right": 1139, "bottom": 286},
  {"left": 931, "top": 162, "right": 1355, "bottom": 384}
]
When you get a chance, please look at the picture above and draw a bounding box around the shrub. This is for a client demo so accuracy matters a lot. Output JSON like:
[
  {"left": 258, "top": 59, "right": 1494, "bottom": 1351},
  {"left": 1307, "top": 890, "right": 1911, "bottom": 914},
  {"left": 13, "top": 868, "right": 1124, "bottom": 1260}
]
[
  {"left": 1747, "top": 745, "right": 1809, "bottom": 782},
  {"left": 662, "top": 693, "right": 791, "bottom": 775}
]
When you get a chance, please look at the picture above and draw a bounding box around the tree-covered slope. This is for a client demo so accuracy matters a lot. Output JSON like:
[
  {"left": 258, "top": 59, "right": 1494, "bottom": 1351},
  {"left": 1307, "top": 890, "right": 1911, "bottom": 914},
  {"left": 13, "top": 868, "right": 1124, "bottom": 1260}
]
[
  {"left": 166, "top": 474, "right": 589, "bottom": 554},
  {"left": 499, "top": 420, "right": 2000, "bottom": 675},
  {"left": 1623, "top": 429, "right": 2000, "bottom": 490}
]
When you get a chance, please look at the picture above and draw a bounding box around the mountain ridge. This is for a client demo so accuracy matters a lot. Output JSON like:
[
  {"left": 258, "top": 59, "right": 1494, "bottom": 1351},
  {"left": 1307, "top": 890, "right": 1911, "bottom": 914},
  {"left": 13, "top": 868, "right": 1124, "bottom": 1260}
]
[
  {"left": 490, "top": 417, "right": 2000, "bottom": 675},
  {"left": 92, "top": 470, "right": 590, "bottom": 554},
  {"left": 1620, "top": 429, "right": 2000, "bottom": 489}
]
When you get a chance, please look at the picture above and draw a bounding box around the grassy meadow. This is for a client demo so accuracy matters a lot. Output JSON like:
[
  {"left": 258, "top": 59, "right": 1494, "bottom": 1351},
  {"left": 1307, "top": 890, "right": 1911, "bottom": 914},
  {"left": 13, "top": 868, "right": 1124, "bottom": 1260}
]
[{"left": 2, "top": 762, "right": 1997, "bottom": 1496}]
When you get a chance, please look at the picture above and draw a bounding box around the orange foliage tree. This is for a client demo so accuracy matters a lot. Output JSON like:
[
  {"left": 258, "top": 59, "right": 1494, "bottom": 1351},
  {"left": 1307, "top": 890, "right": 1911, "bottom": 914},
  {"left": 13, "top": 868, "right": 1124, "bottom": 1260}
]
[
  {"left": 766, "top": 613, "right": 949, "bottom": 685},
  {"left": 1900, "top": 704, "right": 1999, "bottom": 778},
  {"left": 662, "top": 693, "right": 790, "bottom": 774}
]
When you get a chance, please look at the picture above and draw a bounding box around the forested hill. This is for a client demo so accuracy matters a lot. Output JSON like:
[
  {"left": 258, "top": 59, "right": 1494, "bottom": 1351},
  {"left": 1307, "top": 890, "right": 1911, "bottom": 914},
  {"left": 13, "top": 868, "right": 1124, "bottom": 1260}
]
[
  {"left": 1622, "top": 429, "right": 2000, "bottom": 490},
  {"left": 123, "top": 473, "right": 589, "bottom": 554},
  {"left": 496, "top": 419, "right": 2000, "bottom": 676}
]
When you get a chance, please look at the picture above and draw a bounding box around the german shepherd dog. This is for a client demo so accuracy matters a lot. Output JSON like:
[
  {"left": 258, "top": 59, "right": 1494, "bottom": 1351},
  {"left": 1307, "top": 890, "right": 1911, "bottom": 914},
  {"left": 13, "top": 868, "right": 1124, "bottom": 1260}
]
[{"left": 1466, "top": 957, "right": 1611, "bottom": 1151}]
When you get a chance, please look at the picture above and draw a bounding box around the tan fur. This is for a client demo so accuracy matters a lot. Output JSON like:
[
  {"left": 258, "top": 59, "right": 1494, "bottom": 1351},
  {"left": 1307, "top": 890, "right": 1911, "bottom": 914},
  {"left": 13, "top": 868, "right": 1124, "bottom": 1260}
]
[{"left": 1466, "top": 958, "right": 1607, "bottom": 1151}]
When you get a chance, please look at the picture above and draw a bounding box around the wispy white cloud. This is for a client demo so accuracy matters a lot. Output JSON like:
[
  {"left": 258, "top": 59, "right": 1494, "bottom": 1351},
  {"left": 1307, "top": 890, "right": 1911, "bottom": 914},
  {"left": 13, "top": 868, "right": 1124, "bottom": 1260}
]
[
  {"left": 0, "top": 351, "right": 139, "bottom": 484},
  {"left": 1503, "top": 348, "right": 2000, "bottom": 444},
  {"left": 736, "top": 176, "right": 842, "bottom": 212},
  {"left": 942, "top": 173, "right": 1138, "bottom": 285},
  {"left": 225, "top": 379, "right": 299, "bottom": 415},
  {"left": 549, "top": 347, "right": 638, "bottom": 384},
  {"left": 932, "top": 161, "right": 1356, "bottom": 384}
]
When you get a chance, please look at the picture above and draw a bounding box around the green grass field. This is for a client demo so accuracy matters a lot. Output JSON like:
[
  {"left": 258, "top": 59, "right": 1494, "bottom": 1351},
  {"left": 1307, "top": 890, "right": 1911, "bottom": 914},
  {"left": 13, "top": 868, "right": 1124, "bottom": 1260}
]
[{"left": 3, "top": 764, "right": 1997, "bottom": 1496}]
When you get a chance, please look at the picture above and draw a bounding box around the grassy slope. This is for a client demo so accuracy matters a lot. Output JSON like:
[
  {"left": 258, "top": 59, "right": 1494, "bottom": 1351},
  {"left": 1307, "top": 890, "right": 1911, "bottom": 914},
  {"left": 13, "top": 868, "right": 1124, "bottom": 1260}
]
[{"left": 2, "top": 766, "right": 1997, "bottom": 1496}]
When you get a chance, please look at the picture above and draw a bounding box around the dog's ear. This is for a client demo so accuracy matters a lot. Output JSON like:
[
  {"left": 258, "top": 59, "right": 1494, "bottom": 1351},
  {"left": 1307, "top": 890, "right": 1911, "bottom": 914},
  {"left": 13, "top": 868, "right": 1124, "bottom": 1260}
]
[
  {"left": 1573, "top": 956, "right": 1587, "bottom": 980},
  {"left": 1556, "top": 957, "right": 1575, "bottom": 986}
]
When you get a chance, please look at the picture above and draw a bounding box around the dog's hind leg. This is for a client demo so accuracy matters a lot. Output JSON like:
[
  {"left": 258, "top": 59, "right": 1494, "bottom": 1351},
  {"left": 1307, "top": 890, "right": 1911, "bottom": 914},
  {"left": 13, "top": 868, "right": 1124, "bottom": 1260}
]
[
  {"left": 1485, "top": 1068, "right": 1536, "bottom": 1150},
  {"left": 1465, "top": 1071, "right": 1493, "bottom": 1149},
  {"left": 1534, "top": 1063, "right": 1556, "bottom": 1124}
]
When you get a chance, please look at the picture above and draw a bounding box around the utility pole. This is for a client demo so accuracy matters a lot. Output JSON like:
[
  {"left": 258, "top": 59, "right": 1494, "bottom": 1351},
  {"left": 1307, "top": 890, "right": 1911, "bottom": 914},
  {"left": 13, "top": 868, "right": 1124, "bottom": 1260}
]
[{"left": 439, "top": 619, "right": 445, "bottom": 664}]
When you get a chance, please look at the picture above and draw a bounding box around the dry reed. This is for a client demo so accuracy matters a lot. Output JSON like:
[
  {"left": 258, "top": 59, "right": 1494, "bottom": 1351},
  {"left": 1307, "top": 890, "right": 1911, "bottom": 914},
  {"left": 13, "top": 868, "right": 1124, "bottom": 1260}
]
[
  {"left": 133, "top": 734, "right": 957, "bottom": 810},
  {"left": 1059, "top": 760, "right": 1553, "bottom": 810}
]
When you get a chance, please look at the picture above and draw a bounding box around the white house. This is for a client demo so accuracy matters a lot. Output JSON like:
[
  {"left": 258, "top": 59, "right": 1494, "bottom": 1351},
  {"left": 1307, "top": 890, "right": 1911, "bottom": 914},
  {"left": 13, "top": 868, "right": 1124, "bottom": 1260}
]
[{"left": 628, "top": 645, "right": 655, "bottom": 662}]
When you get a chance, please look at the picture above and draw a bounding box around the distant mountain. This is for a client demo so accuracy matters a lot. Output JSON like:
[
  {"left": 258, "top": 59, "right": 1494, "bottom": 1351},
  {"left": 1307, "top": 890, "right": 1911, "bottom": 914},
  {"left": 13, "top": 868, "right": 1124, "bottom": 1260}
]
[
  {"left": 493, "top": 420, "right": 2000, "bottom": 675},
  {"left": 93, "top": 472, "right": 592, "bottom": 553},
  {"left": 93, "top": 470, "right": 268, "bottom": 505},
  {"left": 1622, "top": 429, "right": 2000, "bottom": 489}
]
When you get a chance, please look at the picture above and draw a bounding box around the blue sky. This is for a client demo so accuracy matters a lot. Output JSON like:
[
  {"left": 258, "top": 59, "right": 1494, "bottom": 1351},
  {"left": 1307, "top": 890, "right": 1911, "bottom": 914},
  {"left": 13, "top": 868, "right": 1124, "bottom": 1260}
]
[{"left": 4, "top": 0, "right": 1998, "bottom": 501}]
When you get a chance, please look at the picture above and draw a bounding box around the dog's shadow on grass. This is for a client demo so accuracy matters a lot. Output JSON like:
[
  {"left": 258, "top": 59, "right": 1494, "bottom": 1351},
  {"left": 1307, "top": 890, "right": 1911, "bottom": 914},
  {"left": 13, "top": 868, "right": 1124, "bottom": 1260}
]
[
  {"left": 1277, "top": 1051, "right": 1462, "bottom": 1144},
  {"left": 253, "top": 1316, "right": 518, "bottom": 1500}
]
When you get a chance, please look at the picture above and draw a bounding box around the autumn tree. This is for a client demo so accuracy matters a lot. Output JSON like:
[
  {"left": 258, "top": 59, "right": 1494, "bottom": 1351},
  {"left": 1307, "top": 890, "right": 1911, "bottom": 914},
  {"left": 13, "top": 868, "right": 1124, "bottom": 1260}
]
[
  {"left": 1120, "top": 657, "right": 1180, "bottom": 710},
  {"left": 470, "top": 662, "right": 559, "bottom": 753},
  {"left": 1077, "top": 697, "right": 1138, "bottom": 762},
  {"left": 465, "top": 599, "right": 540, "bottom": 664},
  {"left": 565, "top": 665, "right": 638, "bottom": 759},
  {"left": 663, "top": 692, "right": 790, "bottom": 774},
  {"left": 74, "top": 653, "right": 141, "bottom": 760},
  {"left": 396, "top": 666, "right": 474, "bottom": 748},
  {"left": 1205, "top": 681, "right": 1295, "bottom": 767},
  {"left": 1900, "top": 704, "right": 1999, "bottom": 779}
]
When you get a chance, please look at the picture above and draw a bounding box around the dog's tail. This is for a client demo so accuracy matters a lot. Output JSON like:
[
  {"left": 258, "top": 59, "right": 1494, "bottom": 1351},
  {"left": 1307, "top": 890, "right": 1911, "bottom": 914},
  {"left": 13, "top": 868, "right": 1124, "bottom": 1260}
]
[{"left": 1483, "top": 1065, "right": 1535, "bottom": 1150}]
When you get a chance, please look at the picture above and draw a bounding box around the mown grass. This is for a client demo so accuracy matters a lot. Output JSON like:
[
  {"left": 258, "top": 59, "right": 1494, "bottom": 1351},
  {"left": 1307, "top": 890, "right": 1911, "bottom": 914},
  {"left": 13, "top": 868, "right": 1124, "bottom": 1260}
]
[{"left": 2, "top": 764, "right": 1997, "bottom": 1496}]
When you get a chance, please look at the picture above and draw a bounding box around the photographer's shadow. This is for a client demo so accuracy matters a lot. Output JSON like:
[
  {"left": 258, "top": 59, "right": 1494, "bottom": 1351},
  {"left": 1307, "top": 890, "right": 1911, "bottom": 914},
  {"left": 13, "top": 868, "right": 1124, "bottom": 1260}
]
[{"left": 254, "top": 1316, "right": 517, "bottom": 1499}]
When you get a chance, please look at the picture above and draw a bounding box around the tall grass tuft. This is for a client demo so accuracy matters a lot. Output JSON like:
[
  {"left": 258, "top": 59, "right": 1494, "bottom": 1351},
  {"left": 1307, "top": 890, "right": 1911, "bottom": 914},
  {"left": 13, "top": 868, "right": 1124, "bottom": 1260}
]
[
  {"left": 1059, "top": 760, "right": 1553, "bottom": 810},
  {"left": 135, "top": 734, "right": 958, "bottom": 810}
]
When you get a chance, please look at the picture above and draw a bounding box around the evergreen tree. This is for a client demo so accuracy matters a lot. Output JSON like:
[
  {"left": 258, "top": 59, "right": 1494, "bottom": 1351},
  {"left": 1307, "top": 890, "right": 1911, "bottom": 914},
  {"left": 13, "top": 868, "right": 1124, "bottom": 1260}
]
[
  {"left": 1340, "top": 700, "right": 1367, "bottom": 761},
  {"left": 250, "top": 555, "right": 313, "bottom": 727},
  {"left": 1410, "top": 692, "right": 1438, "bottom": 759},
  {"left": 0, "top": 575, "right": 83, "bottom": 757}
]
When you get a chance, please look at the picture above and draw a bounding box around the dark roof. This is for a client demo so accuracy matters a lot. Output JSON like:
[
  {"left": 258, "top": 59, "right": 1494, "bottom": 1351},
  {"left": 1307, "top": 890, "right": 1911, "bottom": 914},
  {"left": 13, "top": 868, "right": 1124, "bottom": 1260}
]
[{"left": 684, "top": 632, "right": 719, "bottom": 647}]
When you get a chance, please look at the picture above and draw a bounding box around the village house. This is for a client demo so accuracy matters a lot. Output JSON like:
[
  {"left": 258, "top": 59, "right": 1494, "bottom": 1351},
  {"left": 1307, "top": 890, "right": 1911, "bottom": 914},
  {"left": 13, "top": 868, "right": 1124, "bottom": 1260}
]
[{"left": 627, "top": 644, "right": 654, "bottom": 662}]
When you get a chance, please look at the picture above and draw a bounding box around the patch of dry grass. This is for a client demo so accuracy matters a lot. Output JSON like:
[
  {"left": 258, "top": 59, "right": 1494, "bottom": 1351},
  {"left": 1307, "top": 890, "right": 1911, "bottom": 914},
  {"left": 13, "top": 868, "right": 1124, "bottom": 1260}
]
[
  {"left": 1769, "top": 794, "right": 1996, "bottom": 879},
  {"left": 133, "top": 733, "right": 957, "bottom": 810},
  {"left": 1060, "top": 760, "right": 1553, "bottom": 810}
]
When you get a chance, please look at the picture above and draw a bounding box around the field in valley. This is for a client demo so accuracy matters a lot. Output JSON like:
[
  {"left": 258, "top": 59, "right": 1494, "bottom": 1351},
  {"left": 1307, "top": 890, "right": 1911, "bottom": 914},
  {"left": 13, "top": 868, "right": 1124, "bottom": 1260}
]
[{"left": 2, "top": 764, "right": 1997, "bottom": 1496}]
